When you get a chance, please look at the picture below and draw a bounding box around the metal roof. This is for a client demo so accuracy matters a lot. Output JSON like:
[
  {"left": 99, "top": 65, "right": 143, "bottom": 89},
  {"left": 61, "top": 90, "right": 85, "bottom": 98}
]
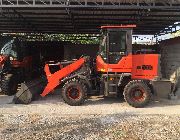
[
  {"left": 0, "top": 0, "right": 180, "bottom": 35},
  {"left": 101, "top": 25, "right": 136, "bottom": 29}
]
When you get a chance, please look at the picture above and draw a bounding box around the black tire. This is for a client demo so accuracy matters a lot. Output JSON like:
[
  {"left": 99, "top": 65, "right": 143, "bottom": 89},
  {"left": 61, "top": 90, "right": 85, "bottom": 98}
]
[
  {"left": 80, "top": 79, "right": 91, "bottom": 94},
  {"left": 1, "top": 74, "right": 19, "bottom": 96},
  {"left": 123, "top": 80, "right": 152, "bottom": 108},
  {"left": 62, "top": 79, "right": 87, "bottom": 106}
]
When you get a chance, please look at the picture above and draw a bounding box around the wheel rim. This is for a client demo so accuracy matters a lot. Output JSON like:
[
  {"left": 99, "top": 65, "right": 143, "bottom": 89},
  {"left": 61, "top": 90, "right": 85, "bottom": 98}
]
[
  {"left": 131, "top": 88, "right": 146, "bottom": 102},
  {"left": 67, "top": 86, "right": 81, "bottom": 100}
]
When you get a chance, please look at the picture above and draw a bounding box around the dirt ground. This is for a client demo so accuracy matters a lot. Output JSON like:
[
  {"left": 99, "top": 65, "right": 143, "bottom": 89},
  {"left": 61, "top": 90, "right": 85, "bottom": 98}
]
[{"left": 0, "top": 93, "right": 180, "bottom": 140}]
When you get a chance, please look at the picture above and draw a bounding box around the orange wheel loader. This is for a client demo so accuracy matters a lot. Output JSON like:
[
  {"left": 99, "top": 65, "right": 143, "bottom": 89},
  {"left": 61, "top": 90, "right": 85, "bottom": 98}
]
[
  {"left": 13, "top": 25, "right": 174, "bottom": 108},
  {"left": 0, "top": 39, "right": 42, "bottom": 96}
]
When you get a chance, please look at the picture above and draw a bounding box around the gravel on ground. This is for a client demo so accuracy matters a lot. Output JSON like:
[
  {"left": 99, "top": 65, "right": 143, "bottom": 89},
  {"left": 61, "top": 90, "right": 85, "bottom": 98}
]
[{"left": 0, "top": 93, "right": 180, "bottom": 140}]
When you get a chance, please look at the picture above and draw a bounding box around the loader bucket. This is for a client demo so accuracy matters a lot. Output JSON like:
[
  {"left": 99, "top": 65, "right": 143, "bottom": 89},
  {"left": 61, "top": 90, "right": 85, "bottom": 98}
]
[{"left": 13, "top": 77, "right": 47, "bottom": 104}]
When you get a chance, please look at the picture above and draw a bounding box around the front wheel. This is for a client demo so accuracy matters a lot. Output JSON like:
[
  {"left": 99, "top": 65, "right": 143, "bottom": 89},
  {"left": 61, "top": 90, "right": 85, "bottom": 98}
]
[
  {"left": 62, "top": 79, "right": 87, "bottom": 106},
  {"left": 123, "top": 80, "right": 152, "bottom": 108},
  {"left": 1, "top": 74, "right": 19, "bottom": 96}
]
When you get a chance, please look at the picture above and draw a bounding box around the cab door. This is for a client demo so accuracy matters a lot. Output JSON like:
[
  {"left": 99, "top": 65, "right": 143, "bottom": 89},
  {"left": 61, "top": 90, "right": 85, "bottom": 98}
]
[{"left": 107, "top": 31, "right": 127, "bottom": 64}]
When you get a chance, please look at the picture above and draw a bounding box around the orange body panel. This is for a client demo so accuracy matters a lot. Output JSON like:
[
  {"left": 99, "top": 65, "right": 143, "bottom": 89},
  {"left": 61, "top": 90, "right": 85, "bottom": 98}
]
[
  {"left": 41, "top": 57, "right": 85, "bottom": 97},
  {"left": 131, "top": 54, "right": 159, "bottom": 80},
  {"left": 0, "top": 55, "right": 8, "bottom": 67},
  {"left": 96, "top": 55, "right": 132, "bottom": 73},
  {"left": 96, "top": 54, "right": 159, "bottom": 80}
]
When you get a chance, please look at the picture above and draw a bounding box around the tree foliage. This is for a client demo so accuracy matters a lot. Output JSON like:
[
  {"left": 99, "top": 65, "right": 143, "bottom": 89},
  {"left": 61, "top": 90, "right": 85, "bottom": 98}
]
[
  {"left": 171, "top": 30, "right": 180, "bottom": 38},
  {"left": 1, "top": 33, "right": 100, "bottom": 44}
]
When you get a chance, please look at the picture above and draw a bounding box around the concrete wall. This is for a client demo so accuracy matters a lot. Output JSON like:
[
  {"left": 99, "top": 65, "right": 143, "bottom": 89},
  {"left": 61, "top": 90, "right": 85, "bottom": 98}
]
[
  {"left": 160, "top": 37, "right": 180, "bottom": 87},
  {"left": 64, "top": 44, "right": 99, "bottom": 60}
]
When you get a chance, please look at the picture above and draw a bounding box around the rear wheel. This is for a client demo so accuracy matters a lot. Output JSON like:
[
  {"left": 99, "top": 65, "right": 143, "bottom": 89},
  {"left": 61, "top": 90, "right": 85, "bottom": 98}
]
[
  {"left": 1, "top": 74, "right": 19, "bottom": 96},
  {"left": 62, "top": 79, "right": 87, "bottom": 106},
  {"left": 123, "top": 80, "right": 152, "bottom": 108}
]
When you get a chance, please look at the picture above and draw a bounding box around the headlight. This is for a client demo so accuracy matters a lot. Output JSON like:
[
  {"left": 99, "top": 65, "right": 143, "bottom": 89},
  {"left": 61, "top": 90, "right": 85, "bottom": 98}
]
[
  {"left": 9, "top": 57, "right": 17, "bottom": 60},
  {"left": 100, "top": 68, "right": 105, "bottom": 72},
  {"left": 10, "top": 56, "right": 14, "bottom": 60}
]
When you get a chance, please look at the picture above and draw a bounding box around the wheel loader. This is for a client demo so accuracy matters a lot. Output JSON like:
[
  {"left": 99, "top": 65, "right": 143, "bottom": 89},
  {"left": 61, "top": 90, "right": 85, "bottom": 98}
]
[
  {"left": 0, "top": 39, "right": 40, "bottom": 96},
  {"left": 13, "top": 25, "right": 174, "bottom": 108}
]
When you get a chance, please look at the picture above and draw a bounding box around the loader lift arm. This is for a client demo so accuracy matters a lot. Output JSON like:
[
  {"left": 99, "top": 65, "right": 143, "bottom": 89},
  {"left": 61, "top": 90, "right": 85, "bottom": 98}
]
[
  {"left": 13, "top": 57, "right": 89, "bottom": 104},
  {"left": 41, "top": 57, "right": 87, "bottom": 97}
]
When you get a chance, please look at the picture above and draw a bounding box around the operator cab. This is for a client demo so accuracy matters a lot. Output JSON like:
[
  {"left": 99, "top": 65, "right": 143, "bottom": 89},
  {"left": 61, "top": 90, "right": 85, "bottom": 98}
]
[
  {"left": 99, "top": 25, "right": 136, "bottom": 64},
  {"left": 0, "top": 39, "right": 31, "bottom": 61},
  {"left": 1, "top": 40, "right": 15, "bottom": 57}
]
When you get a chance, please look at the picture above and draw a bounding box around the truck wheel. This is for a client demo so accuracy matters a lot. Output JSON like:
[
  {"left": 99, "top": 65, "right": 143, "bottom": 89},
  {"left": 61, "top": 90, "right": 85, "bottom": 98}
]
[
  {"left": 1, "top": 74, "right": 19, "bottom": 96},
  {"left": 123, "top": 80, "right": 152, "bottom": 108},
  {"left": 62, "top": 79, "right": 87, "bottom": 106}
]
